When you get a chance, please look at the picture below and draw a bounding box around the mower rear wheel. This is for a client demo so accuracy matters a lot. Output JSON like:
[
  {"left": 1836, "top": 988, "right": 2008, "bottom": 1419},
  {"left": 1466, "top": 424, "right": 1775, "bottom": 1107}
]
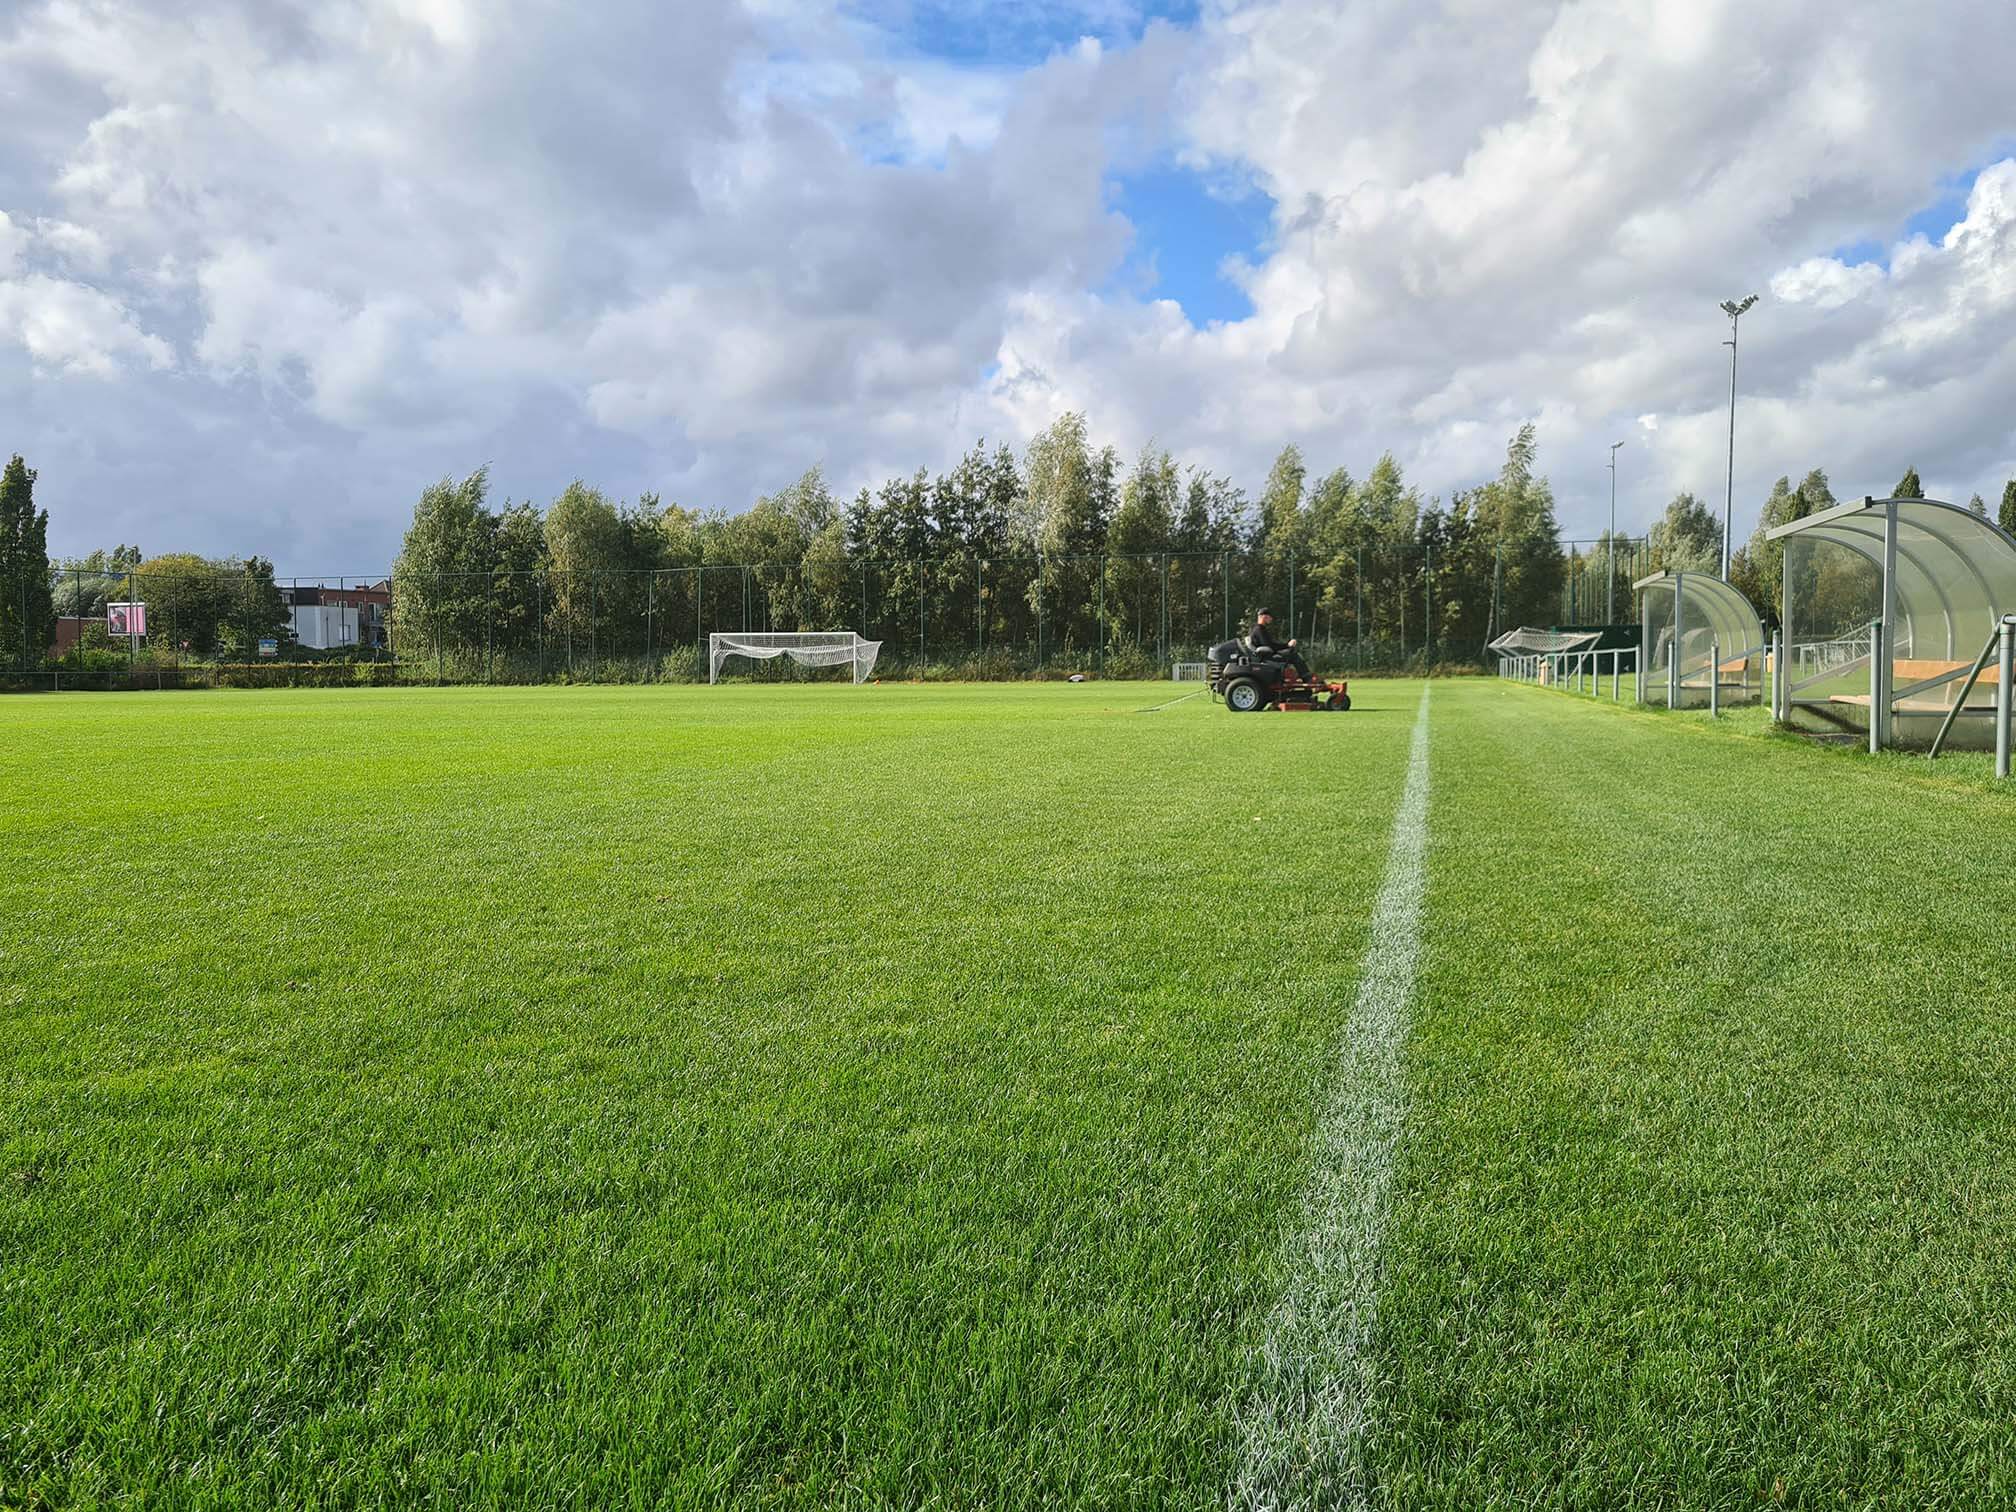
[{"left": 1224, "top": 678, "right": 1265, "bottom": 713}]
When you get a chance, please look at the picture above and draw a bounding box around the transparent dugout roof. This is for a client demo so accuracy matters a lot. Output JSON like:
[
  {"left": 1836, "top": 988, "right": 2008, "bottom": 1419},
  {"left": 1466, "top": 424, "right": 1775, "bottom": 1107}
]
[{"left": 1768, "top": 496, "right": 2016, "bottom": 664}]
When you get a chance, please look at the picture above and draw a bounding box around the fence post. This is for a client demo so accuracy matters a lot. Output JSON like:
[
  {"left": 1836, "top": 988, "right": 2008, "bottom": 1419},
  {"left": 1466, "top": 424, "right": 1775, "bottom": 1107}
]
[
  {"left": 1096, "top": 560, "right": 1105, "bottom": 678},
  {"left": 1355, "top": 549, "right": 1364, "bottom": 669},
  {"left": 436, "top": 566, "right": 445, "bottom": 686},
  {"left": 1159, "top": 553, "right": 1168, "bottom": 669},
  {"left": 1036, "top": 556, "right": 1045, "bottom": 668},
  {"left": 1997, "top": 616, "right": 2013, "bottom": 780},
  {"left": 1868, "top": 620, "right": 1884, "bottom": 756},
  {"left": 1709, "top": 638, "right": 1720, "bottom": 718},
  {"left": 1424, "top": 541, "right": 1432, "bottom": 663},
  {"left": 1222, "top": 550, "right": 1231, "bottom": 642},
  {"left": 918, "top": 558, "right": 925, "bottom": 667},
  {"left": 647, "top": 570, "right": 656, "bottom": 679}
]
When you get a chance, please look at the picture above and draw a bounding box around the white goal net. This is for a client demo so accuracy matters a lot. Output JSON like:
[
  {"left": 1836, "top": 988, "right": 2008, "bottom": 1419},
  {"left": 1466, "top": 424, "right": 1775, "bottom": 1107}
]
[
  {"left": 1171, "top": 662, "right": 1208, "bottom": 681},
  {"left": 708, "top": 631, "right": 883, "bottom": 684},
  {"left": 1486, "top": 627, "right": 1602, "bottom": 658}
]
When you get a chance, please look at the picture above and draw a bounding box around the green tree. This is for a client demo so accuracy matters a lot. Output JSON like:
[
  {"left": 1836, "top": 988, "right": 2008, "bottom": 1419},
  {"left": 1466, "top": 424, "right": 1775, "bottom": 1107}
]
[
  {"left": 931, "top": 441, "right": 1026, "bottom": 651},
  {"left": 1727, "top": 547, "right": 1772, "bottom": 625},
  {"left": 132, "top": 552, "right": 224, "bottom": 655},
  {"left": 1648, "top": 492, "right": 1722, "bottom": 574},
  {"left": 491, "top": 499, "right": 548, "bottom": 653},
  {"left": 1738, "top": 475, "right": 1803, "bottom": 621},
  {"left": 220, "top": 556, "right": 293, "bottom": 657},
  {"left": 2002, "top": 480, "right": 2016, "bottom": 537},
  {"left": 1251, "top": 444, "right": 1308, "bottom": 619},
  {"left": 392, "top": 469, "right": 497, "bottom": 660},
  {"left": 1796, "top": 469, "right": 1835, "bottom": 517},
  {"left": 1892, "top": 466, "right": 1924, "bottom": 499},
  {"left": 0, "top": 455, "right": 55, "bottom": 670},
  {"left": 53, "top": 544, "right": 144, "bottom": 618},
  {"left": 1023, "top": 413, "right": 1105, "bottom": 654},
  {"left": 1105, "top": 446, "right": 1179, "bottom": 652},
  {"left": 1969, "top": 493, "right": 1988, "bottom": 517},
  {"left": 544, "top": 481, "right": 628, "bottom": 660},
  {"left": 1463, "top": 426, "right": 1563, "bottom": 639},
  {"left": 848, "top": 469, "right": 937, "bottom": 656}
]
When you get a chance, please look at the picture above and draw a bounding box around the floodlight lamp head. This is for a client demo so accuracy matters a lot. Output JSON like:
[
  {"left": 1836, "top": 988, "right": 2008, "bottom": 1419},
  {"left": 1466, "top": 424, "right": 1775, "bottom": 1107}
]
[{"left": 1720, "top": 294, "right": 1759, "bottom": 318}]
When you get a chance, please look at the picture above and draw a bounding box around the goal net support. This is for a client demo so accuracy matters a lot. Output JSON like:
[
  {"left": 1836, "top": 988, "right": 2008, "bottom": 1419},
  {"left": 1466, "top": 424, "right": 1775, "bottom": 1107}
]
[{"left": 708, "top": 632, "right": 883, "bottom": 684}]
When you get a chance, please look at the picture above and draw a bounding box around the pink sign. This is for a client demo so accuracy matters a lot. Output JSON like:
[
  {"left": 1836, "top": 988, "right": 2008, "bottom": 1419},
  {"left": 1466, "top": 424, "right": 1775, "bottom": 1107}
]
[{"left": 107, "top": 602, "right": 147, "bottom": 637}]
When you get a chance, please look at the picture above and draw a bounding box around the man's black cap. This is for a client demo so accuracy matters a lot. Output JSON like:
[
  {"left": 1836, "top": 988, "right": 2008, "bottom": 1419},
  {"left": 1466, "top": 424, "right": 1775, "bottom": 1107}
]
[{"left": 1255, "top": 607, "right": 1273, "bottom": 616}]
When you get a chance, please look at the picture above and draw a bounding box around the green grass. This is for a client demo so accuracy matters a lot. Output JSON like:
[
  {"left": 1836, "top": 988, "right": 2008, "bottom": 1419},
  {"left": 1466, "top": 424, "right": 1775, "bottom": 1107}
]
[
  {"left": 2, "top": 682, "right": 1417, "bottom": 1507},
  {"left": 1373, "top": 684, "right": 2016, "bottom": 1507},
  {"left": 4, "top": 679, "right": 2014, "bottom": 1507}
]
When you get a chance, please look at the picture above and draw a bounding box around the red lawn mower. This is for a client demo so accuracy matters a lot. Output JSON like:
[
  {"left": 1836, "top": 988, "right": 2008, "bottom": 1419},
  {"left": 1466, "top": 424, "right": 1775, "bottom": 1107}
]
[{"left": 1208, "top": 638, "right": 1351, "bottom": 713}]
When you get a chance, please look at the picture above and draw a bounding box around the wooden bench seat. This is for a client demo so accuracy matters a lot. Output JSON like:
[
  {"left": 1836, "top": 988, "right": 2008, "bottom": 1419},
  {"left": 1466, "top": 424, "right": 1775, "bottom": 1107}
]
[
  {"left": 1827, "top": 693, "right": 2000, "bottom": 715},
  {"left": 1886, "top": 661, "right": 1999, "bottom": 689}
]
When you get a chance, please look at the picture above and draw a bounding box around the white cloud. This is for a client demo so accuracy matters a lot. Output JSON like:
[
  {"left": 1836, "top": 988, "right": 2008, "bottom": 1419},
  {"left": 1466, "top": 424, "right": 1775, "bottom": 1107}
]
[
  {"left": 1771, "top": 257, "right": 1885, "bottom": 311},
  {"left": 34, "top": 217, "right": 111, "bottom": 271},
  {"left": 2, "top": 0, "right": 2015, "bottom": 569},
  {"left": 0, "top": 274, "right": 173, "bottom": 375}
]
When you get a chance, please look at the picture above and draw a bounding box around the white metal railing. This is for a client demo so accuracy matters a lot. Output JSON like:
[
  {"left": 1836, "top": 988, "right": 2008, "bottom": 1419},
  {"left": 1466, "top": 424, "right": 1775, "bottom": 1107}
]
[{"left": 1496, "top": 646, "right": 1636, "bottom": 702}]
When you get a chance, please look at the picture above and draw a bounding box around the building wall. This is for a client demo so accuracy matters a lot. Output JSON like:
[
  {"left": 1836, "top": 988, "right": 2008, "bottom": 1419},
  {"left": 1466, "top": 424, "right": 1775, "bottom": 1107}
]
[{"left": 291, "top": 604, "right": 362, "bottom": 649}]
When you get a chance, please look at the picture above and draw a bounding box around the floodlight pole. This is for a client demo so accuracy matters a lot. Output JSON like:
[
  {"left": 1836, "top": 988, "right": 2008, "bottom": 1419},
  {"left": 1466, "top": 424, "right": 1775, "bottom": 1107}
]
[
  {"left": 1719, "top": 295, "right": 1758, "bottom": 581},
  {"left": 1607, "top": 441, "right": 1624, "bottom": 621}
]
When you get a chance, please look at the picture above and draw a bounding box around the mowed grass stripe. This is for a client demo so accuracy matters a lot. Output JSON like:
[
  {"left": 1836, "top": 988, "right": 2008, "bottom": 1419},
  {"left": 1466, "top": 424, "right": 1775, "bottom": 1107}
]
[
  {"left": 1234, "top": 683, "right": 1432, "bottom": 1511},
  {"left": 1368, "top": 682, "right": 2016, "bottom": 1508},
  {"left": 1, "top": 681, "right": 1422, "bottom": 1507}
]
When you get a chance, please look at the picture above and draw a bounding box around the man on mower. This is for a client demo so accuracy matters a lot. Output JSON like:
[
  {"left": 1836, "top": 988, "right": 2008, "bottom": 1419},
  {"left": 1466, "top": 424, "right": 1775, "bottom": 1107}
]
[{"left": 1249, "top": 608, "right": 1312, "bottom": 682}]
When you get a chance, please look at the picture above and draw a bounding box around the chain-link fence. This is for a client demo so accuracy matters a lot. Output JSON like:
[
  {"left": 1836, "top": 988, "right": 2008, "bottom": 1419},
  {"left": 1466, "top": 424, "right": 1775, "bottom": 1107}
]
[{"left": 9, "top": 540, "right": 1650, "bottom": 689}]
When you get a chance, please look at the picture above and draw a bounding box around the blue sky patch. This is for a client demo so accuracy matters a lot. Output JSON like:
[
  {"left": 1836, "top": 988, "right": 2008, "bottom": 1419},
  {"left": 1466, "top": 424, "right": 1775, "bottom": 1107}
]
[
  {"left": 1109, "top": 163, "right": 1274, "bottom": 324},
  {"left": 1832, "top": 157, "right": 2005, "bottom": 268},
  {"left": 852, "top": 0, "right": 1201, "bottom": 66}
]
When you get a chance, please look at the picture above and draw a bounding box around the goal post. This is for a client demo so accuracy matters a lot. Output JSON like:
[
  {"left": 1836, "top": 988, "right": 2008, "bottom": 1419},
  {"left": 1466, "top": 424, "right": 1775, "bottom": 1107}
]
[
  {"left": 708, "top": 631, "right": 883, "bottom": 685},
  {"left": 1171, "top": 661, "right": 1207, "bottom": 681}
]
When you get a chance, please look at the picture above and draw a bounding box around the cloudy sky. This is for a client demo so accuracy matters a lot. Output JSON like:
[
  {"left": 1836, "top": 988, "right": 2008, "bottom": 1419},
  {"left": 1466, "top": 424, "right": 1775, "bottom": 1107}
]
[{"left": 3, "top": 0, "right": 2013, "bottom": 572}]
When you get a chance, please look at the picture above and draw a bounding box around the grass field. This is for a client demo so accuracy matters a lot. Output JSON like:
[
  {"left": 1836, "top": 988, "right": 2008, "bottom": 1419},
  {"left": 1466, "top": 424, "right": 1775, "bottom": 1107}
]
[{"left": 4, "top": 679, "right": 2014, "bottom": 1507}]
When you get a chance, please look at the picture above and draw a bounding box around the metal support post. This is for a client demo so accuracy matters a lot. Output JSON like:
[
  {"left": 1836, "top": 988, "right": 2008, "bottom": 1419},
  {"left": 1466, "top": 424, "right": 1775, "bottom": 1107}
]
[
  {"left": 1998, "top": 616, "right": 2014, "bottom": 780},
  {"left": 1868, "top": 621, "right": 1884, "bottom": 756},
  {"left": 1709, "top": 639, "right": 1720, "bottom": 718}
]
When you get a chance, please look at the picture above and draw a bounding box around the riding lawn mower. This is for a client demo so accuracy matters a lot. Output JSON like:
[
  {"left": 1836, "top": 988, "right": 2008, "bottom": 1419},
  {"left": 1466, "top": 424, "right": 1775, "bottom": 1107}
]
[{"left": 1207, "top": 639, "right": 1352, "bottom": 713}]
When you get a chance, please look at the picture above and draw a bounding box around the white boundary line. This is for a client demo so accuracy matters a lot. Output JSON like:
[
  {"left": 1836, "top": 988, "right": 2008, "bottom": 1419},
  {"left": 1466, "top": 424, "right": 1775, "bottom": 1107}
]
[
  {"left": 1231, "top": 682, "right": 1432, "bottom": 1511},
  {"left": 1137, "top": 688, "right": 1207, "bottom": 712}
]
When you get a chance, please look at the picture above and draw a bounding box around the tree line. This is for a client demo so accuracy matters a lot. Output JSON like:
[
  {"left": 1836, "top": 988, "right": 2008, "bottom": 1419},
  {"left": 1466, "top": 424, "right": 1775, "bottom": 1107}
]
[
  {"left": 391, "top": 418, "right": 1582, "bottom": 669},
  {"left": 12, "top": 428, "right": 2016, "bottom": 677}
]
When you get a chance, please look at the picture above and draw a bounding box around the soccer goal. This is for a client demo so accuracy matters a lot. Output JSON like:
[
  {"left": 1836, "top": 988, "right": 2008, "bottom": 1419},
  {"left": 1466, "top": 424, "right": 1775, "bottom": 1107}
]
[
  {"left": 708, "top": 632, "right": 883, "bottom": 685},
  {"left": 1171, "top": 662, "right": 1208, "bottom": 681}
]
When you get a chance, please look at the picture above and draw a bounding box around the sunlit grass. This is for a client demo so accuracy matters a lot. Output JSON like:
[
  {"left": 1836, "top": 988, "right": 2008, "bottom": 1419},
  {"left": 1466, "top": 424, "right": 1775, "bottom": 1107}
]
[
  {"left": 1, "top": 682, "right": 1414, "bottom": 1506},
  {"left": 5, "top": 679, "right": 2012, "bottom": 1506}
]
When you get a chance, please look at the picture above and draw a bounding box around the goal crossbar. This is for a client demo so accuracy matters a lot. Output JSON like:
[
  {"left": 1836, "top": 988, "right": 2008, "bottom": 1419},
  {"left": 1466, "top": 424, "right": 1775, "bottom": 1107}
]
[{"left": 708, "top": 631, "right": 882, "bottom": 684}]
